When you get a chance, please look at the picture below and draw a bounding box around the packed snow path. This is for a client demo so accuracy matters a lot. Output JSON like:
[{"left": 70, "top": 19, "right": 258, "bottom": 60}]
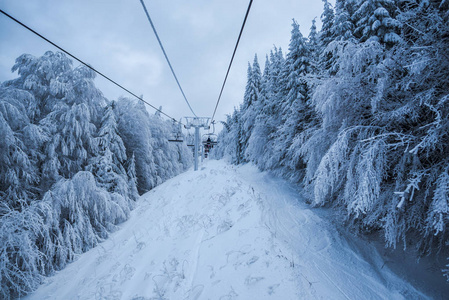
[{"left": 27, "top": 160, "right": 427, "bottom": 300}]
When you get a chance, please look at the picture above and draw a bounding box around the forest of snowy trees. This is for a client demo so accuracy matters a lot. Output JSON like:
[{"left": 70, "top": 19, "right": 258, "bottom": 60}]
[
  {"left": 214, "top": 0, "right": 449, "bottom": 279},
  {"left": 0, "top": 51, "right": 192, "bottom": 298}
]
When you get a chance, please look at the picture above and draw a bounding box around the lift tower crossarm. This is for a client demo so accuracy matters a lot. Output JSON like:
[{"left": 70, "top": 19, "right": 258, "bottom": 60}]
[{"left": 184, "top": 117, "right": 210, "bottom": 171}]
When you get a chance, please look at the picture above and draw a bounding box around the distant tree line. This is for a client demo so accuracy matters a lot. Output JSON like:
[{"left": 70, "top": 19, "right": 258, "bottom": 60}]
[{"left": 214, "top": 0, "right": 449, "bottom": 280}]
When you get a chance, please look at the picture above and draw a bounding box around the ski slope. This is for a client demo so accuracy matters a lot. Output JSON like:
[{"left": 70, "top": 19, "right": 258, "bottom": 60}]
[{"left": 26, "top": 160, "right": 429, "bottom": 300}]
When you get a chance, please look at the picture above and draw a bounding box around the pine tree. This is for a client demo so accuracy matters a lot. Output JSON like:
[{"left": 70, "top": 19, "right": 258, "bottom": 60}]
[
  {"left": 97, "top": 103, "right": 127, "bottom": 167},
  {"left": 320, "top": 0, "right": 335, "bottom": 48},
  {"left": 86, "top": 103, "right": 129, "bottom": 197},
  {"left": 233, "top": 108, "right": 244, "bottom": 164},
  {"left": 320, "top": 0, "right": 337, "bottom": 72},
  {"left": 240, "top": 55, "right": 262, "bottom": 162},
  {"left": 261, "top": 47, "right": 287, "bottom": 170},
  {"left": 246, "top": 56, "right": 271, "bottom": 167},
  {"left": 308, "top": 18, "right": 320, "bottom": 72},
  {"left": 353, "top": 0, "right": 401, "bottom": 44},
  {"left": 276, "top": 21, "right": 314, "bottom": 175},
  {"left": 333, "top": 0, "right": 356, "bottom": 41}
]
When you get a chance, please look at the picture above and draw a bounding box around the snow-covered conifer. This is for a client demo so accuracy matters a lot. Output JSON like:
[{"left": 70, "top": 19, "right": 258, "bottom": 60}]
[
  {"left": 333, "top": 0, "right": 356, "bottom": 41},
  {"left": 240, "top": 55, "right": 262, "bottom": 162},
  {"left": 353, "top": 0, "right": 401, "bottom": 44},
  {"left": 320, "top": 0, "right": 335, "bottom": 48}
]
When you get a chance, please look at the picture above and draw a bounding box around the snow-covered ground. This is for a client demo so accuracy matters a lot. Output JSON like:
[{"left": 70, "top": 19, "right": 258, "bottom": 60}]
[{"left": 26, "top": 159, "right": 432, "bottom": 299}]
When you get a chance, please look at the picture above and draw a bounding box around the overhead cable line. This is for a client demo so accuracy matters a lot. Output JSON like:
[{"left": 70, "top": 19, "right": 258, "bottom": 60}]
[
  {"left": 139, "top": 0, "right": 197, "bottom": 117},
  {"left": 0, "top": 9, "right": 183, "bottom": 125},
  {"left": 209, "top": 0, "right": 253, "bottom": 125}
]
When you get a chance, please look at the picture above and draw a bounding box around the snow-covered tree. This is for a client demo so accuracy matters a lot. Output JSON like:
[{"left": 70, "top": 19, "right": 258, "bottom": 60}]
[
  {"left": 245, "top": 56, "right": 271, "bottom": 166},
  {"left": 273, "top": 21, "right": 314, "bottom": 175},
  {"left": 259, "top": 48, "right": 287, "bottom": 170},
  {"left": 353, "top": 0, "right": 401, "bottom": 44},
  {"left": 333, "top": 0, "right": 356, "bottom": 41},
  {"left": 0, "top": 98, "right": 39, "bottom": 209},
  {"left": 126, "top": 153, "right": 139, "bottom": 201},
  {"left": 0, "top": 51, "right": 193, "bottom": 298},
  {"left": 320, "top": 0, "right": 335, "bottom": 48},
  {"left": 148, "top": 114, "right": 189, "bottom": 184},
  {"left": 308, "top": 18, "right": 320, "bottom": 56},
  {"left": 115, "top": 98, "right": 156, "bottom": 193},
  {"left": 115, "top": 97, "right": 192, "bottom": 193},
  {"left": 240, "top": 55, "right": 262, "bottom": 162},
  {"left": 97, "top": 103, "right": 127, "bottom": 166},
  {"left": 0, "top": 203, "right": 44, "bottom": 299}
]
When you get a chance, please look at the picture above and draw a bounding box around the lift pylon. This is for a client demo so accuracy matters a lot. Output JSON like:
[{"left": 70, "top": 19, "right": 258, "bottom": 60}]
[{"left": 184, "top": 117, "right": 210, "bottom": 171}]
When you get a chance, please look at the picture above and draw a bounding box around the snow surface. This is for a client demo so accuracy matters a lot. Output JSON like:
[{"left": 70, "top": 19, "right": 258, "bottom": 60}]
[{"left": 26, "top": 159, "right": 430, "bottom": 300}]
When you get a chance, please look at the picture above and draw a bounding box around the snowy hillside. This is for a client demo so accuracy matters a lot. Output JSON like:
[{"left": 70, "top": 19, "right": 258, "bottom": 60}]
[{"left": 26, "top": 160, "right": 430, "bottom": 300}]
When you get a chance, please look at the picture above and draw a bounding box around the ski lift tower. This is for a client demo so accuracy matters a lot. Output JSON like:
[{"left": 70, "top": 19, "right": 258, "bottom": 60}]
[{"left": 184, "top": 117, "right": 210, "bottom": 171}]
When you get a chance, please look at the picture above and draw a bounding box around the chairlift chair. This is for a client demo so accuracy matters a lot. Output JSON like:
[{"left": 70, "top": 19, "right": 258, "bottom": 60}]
[
  {"left": 202, "top": 133, "right": 218, "bottom": 156},
  {"left": 185, "top": 132, "right": 195, "bottom": 147},
  {"left": 168, "top": 132, "right": 184, "bottom": 143},
  {"left": 202, "top": 133, "right": 218, "bottom": 145},
  {"left": 168, "top": 119, "right": 184, "bottom": 143}
]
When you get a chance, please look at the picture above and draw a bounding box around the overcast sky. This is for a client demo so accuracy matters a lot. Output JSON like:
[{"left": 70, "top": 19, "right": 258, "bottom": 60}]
[{"left": 0, "top": 0, "right": 327, "bottom": 126}]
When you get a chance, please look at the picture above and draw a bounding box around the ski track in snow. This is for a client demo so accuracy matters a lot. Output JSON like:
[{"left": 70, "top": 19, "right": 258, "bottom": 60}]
[{"left": 25, "top": 160, "right": 429, "bottom": 300}]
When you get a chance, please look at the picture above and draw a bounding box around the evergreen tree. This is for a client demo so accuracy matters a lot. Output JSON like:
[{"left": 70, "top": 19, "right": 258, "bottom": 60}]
[
  {"left": 246, "top": 56, "right": 271, "bottom": 167},
  {"left": 252, "top": 48, "right": 286, "bottom": 170},
  {"left": 240, "top": 55, "right": 262, "bottom": 162},
  {"left": 308, "top": 18, "right": 320, "bottom": 72},
  {"left": 276, "top": 21, "right": 314, "bottom": 175},
  {"left": 320, "top": 0, "right": 338, "bottom": 73},
  {"left": 87, "top": 104, "right": 129, "bottom": 197},
  {"left": 97, "top": 103, "right": 127, "bottom": 167},
  {"left": 320, "top": 0, "right": 335, "bottom": 48},
  {"left": 353, "top": 0, "right": 401, "bottom": 44},
  {"left": 333, "top": 0, "right": 356, "bottom": 41}
]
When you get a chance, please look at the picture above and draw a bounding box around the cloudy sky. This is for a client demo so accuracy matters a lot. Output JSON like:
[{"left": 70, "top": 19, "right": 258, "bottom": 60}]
[{"left": 0, "top": 0, "right": 326, "bottom": 126}]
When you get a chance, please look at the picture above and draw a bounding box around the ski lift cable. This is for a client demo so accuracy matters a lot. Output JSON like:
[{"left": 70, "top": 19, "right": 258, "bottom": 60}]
[
  {"left": 209, "top": 0, "right": 253, "bottom": 125},
  {"left": 0, "top": 9, "right": 184, "bottom": 126},
  {"left": 139, "top": 0, "right": 197, "bottom": 118}
]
